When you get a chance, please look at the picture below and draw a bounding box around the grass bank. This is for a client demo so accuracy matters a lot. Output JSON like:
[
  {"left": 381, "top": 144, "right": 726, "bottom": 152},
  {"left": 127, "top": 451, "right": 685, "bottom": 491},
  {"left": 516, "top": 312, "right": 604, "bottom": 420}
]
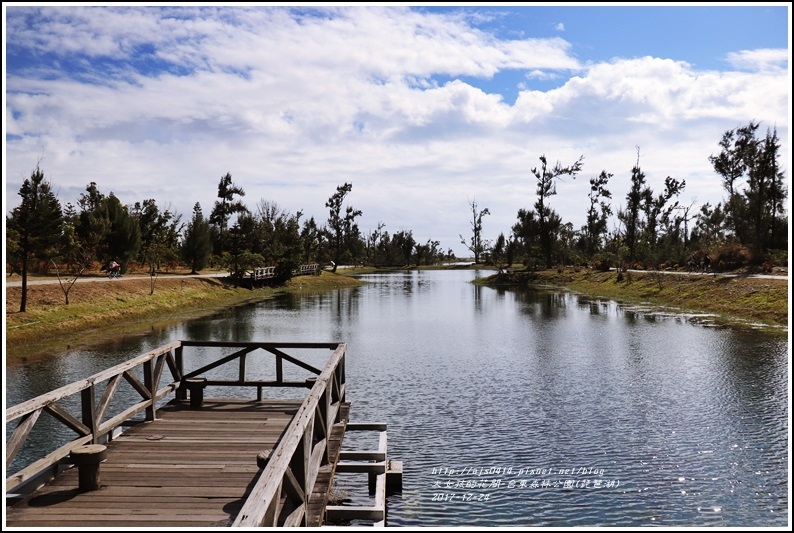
[
  {"left": 6, "top": 266, "right": 788, "bottom": 363},
  {"left": 5, "top": 271, "right": 363, "bottom": 364},
  {"left": 475, "top": 268, "right": 789, "bottom": 332}
]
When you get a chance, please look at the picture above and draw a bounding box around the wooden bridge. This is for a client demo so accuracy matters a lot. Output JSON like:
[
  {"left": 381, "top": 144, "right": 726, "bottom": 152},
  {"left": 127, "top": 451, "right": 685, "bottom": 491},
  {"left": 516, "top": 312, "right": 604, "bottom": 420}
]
[
  {"left": 247, "top": 263, "right": 320, "bottom": 282},
  {"left": 5, "top": 341, "right": 401, "bottom": 527}
]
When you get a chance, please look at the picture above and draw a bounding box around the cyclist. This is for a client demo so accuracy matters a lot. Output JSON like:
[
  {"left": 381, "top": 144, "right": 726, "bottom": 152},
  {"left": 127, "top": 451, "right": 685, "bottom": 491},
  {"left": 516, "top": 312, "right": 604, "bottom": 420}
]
[{"left": 108, "top": 259, "right": 121, "bottom": 278}]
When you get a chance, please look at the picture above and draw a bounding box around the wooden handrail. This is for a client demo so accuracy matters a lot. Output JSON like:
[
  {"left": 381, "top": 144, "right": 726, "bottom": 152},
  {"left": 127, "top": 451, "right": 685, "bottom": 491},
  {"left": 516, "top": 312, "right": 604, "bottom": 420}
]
[
  {"left": 6, "top": 340, "right": 346, "bottom": 503},
  {"left": 6, "top": 342, "right": 181, "bottom": 422},
  {"left": 5, "top": 341, "right": 182, "bottom": 492},
  {"left": 244, "top": 264, "right": 319, "bottom": 280},
  {"left": 233, "top": 343, "right": 346, "bottom": 527}
]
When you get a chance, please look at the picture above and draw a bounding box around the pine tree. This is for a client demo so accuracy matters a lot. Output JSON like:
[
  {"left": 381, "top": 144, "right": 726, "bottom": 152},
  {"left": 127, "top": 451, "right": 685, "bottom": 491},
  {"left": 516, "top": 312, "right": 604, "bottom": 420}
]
[
  {"left": 7, "top": 166, "right": 64, "bottom": 312},
  {"left": 182, "top": 203, "right": 213, "bottom": 274}
]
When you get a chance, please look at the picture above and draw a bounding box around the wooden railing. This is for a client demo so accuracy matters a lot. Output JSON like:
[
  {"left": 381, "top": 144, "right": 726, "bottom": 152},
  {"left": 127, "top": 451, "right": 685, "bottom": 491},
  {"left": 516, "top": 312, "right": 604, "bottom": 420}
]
[
  {"left": 249, "top": 266, "right": 277, "bottom": 280},
  {"left": 297, "top": 263, "right": 320, "bottom": 276},
  {"left": 245, "top": 263, "right": 319, "bottom": 281},
  {"left": 233, "top": 342, "right": 346, "bottom": 526},
  {"left": 6, "top": 341, "right": 183, "bottom": 493},
  {"left": 5, "top": 340, "right": 347, "bottom": 517}
]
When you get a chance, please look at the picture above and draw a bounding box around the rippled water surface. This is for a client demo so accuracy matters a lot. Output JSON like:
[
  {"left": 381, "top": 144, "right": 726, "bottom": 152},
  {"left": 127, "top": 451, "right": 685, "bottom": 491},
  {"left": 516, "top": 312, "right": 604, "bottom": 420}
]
[{"left": 5, "top": 270, "right": 789, "bottom": 527}]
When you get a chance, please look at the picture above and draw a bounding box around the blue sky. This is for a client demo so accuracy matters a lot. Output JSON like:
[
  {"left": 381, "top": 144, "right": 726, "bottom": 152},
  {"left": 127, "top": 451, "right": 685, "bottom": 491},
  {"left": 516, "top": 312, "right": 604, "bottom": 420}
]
[{"left": 3, "top": 3, "right": 791, "bottom": 258}]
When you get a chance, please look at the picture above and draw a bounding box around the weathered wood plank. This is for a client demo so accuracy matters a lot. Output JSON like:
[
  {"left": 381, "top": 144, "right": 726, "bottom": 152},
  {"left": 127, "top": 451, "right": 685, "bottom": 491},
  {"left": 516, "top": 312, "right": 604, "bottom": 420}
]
[
  {"left": 178, "top": 341, "right": 340, "bottom": 349},
  {"left": 5, "top": 409, "right": 41, "bottom": 465},
  {"left": 5, "top": 520, "right": 234, "bottom": 527},
  {"left": 346, "top": 422, "right": 388, "bottom": 431},
  {"left": 325, "top": 505, "right": 385, "bottom": 521},
  {"left": 339, "top": 450, "right": 386, "bottom": 461},
  {"left": 6, "top": 434, "right": 93, "bottom": 492},
  {"left": 8, "top": 498, "right": 244, "bottom": 508},
  {"left": 336, "top": 461, "right": 387, "bottom": 473},
  {"left": 6, "top": 399, "right": 299, "bottom": 527}
]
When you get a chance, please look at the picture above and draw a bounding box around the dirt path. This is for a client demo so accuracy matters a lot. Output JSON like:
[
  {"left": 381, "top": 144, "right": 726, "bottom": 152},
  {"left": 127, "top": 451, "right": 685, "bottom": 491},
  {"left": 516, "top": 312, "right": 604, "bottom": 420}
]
[
  {"left": 5, "top": 271, "right": 228, "bottom": 287},
  {"left": 620, "top": 268, "right": 788, "bottom": 281}
]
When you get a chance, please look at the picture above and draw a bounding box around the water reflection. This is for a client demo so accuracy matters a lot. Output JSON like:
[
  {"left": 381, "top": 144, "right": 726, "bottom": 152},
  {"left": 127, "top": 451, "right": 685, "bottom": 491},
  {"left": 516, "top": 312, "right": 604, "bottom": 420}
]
[{"left": 5, "top": 270, "right": 788, "bottom": 527}]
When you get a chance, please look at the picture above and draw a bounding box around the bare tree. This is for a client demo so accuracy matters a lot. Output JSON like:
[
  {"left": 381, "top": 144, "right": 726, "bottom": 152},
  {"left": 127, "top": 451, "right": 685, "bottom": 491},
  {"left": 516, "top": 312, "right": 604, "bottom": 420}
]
[{"left": 459, "top": 198, "right": 490, "bottom": 263}]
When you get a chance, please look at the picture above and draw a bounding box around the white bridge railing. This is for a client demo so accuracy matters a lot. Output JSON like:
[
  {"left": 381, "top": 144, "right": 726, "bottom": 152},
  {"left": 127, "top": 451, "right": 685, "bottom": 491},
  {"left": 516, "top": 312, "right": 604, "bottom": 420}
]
[{"left": 247, "top": 263, "right": 319, "bottom": 280}]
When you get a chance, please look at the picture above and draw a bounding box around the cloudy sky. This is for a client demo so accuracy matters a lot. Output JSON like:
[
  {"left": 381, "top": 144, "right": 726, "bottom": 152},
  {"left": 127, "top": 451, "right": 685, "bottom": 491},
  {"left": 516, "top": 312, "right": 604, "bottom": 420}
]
[{"left": 3, "top": 3, "right": 790, "bottom": 258}]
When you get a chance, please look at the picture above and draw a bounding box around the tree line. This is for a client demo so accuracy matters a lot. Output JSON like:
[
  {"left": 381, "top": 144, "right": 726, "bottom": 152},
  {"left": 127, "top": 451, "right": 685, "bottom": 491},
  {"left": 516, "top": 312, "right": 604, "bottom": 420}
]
[
  {"left": 6, "top": 170, "right": 453, "bottom": 311},
  {"left": 6, "top": 120, "right": 788, "bottom": 312},
  {"left": 463, "top": 121, "right": 787, "bottom": 275}
]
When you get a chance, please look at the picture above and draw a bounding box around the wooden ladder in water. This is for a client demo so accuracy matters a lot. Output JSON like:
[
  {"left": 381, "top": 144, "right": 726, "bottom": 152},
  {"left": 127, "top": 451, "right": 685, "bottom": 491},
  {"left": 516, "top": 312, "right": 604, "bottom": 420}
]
[{"left": 325, "top": 422, "right": 403, "bottom": 527}]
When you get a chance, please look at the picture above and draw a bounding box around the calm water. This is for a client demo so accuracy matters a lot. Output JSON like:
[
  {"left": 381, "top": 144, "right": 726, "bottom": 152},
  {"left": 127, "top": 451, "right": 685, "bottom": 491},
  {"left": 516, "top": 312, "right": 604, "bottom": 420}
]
[{"left": 5, "top": 270, "right": 789, "bottom": 527}]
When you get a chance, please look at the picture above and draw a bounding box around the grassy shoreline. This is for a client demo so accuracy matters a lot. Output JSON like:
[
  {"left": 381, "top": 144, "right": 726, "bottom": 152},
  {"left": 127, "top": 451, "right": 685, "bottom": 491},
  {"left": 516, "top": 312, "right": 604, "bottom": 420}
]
[
  {"left": 302, "top": 264, "right": 788, "bottom": 330},
  {"left": 5, "top": 271, "right": 363, "bottom": 365},
  {"left": 474, "top": 267, "right": 789, "bottom": 332},
  {"left": 5, "top": 265, "right": 788, "bottom": 364}
]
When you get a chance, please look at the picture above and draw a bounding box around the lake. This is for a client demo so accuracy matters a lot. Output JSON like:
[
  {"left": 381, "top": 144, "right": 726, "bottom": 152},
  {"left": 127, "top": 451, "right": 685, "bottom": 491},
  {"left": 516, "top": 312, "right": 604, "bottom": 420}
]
[{"left": 5, "top": 269, "right": 789, "bottom": 527}]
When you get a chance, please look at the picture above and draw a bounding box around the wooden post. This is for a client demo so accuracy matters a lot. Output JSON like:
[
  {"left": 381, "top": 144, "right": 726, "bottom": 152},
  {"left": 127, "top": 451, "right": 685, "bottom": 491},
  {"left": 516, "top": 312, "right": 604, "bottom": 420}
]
[
  {"left": 143, "top": 358, "right": 156, "bottom": 422},
  {"left": 185, "top": 377, "right": 207, "bottom": 408},
  {"left": 386, "top": 460, "right": 403, "bottom": 495},
  {"left": 175, "top": 345, "right": 186, "bottom": 401},
  {"left": 80, "top": 385, "right": 97, "bottom": 443},
  {"left": 368, "top": 472, "right": 377, "bottom": 495},
  {"left": 70, "top": 444, "right": 107, "bottom": 492},
  {"left": 256, "top": 450, "right": 271, "bottom": 469}
]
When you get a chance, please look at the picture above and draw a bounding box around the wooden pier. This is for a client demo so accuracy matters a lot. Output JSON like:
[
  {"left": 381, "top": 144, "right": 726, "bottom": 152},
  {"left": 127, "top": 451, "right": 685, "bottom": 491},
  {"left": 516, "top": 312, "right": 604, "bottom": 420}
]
[{"left": 5, "top": 341, "right": 400, "bottom": 527}]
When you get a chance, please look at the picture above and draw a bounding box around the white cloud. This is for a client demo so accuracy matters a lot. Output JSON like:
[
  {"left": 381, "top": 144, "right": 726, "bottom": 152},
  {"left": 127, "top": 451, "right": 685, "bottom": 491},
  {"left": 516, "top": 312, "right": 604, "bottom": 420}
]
[
  {"left": 4, "top": 6, "right": 790, "bottom": 257},
  {"left": 725, "top": 48, "right": 789, "bottom": 73}
]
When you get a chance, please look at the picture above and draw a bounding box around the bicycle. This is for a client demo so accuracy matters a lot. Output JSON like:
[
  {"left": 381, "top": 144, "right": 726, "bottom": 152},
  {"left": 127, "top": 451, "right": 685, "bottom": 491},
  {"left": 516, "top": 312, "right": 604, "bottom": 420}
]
[{"left": 108, "top": 269, "right": 122, "bottom": 279}]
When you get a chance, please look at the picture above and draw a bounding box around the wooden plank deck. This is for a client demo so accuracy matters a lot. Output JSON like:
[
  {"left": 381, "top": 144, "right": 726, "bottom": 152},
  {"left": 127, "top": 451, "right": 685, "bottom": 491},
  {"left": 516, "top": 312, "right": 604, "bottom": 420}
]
[{"left": 6, "top": 398, "right": 305, "bottom": 528}]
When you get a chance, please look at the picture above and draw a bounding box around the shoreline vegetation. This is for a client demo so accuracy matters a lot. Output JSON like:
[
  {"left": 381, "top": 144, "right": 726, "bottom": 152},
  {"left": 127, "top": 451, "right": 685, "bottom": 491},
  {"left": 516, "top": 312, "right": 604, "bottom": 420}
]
[
  {"left": 4, "top": 270, "right": 364, "bottom": 365},
  {"left": 483, "top": 268, "right": 788, "bottom": 330},
  {"left": 5, "top": 264, "right": 789, "bottom": 365}
]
